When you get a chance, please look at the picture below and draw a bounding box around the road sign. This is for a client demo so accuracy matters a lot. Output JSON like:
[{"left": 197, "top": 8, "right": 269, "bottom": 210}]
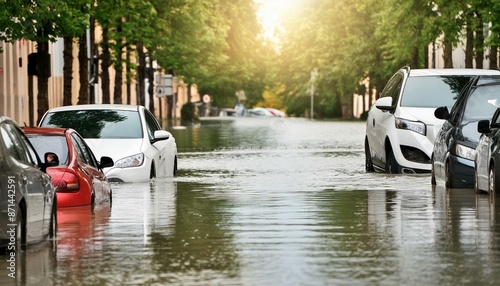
[{"left": 203, "top": 94, "right": 211, "bottom": 103}]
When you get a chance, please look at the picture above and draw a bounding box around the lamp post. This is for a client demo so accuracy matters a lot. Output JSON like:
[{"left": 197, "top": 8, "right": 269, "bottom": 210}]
[{"left": 310, "top": 68, "right": 318, "bottom": 119}]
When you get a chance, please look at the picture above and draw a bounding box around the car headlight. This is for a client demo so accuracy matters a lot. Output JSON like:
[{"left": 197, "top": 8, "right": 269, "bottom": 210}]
[
  {"left": 455, "top": 144, "right": 476, "bottom": 161},
  {"left": 114, "top": 153, "right": 144, "bottom": 168},
  {"left": 395, "top": 118, "right": 426, "bottom": 136}
]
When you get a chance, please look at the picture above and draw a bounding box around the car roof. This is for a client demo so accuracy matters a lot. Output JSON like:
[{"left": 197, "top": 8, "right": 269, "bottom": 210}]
[
  {"left": 408, "top": 69, "right": 500, "bottom": 77},
  {"left": 45, "top": 104, "right": 141, "bottom": 113},
  {"left": 23, "top": 127, "right": 69, "bottom": 136},
  {"left": 0, "top": 116, "right": 18, "bottom": 125}
]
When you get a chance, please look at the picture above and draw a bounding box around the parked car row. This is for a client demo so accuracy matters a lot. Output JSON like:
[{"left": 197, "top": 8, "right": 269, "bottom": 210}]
[
  {"left": 0, "top": 104, "right": 178, "bottom": 249},
  {"left": 365, "top": 67, "right": 500, "bottom": 193}
]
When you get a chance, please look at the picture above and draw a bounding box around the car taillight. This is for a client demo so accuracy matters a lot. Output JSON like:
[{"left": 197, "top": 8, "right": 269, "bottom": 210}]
[{"left": 56, "top": 172, "right": 79, "bottom": 192}]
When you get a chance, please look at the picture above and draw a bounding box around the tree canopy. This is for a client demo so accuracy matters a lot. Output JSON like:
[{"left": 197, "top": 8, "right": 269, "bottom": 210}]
[{"left": 1, "top": 0, "right": 500, "bottom": 119}]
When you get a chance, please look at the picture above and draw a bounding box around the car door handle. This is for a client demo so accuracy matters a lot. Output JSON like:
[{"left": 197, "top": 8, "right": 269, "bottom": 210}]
[{"left": 372, "top": 118, "right": 375, "bottom": 127}]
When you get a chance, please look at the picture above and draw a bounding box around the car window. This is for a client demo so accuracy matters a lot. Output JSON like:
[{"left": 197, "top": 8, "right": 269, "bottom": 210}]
[
  {"left": 0, "top": 124, "right": 25, "bottom": 161},
  {"left": 380, "top": 73, "right": 403, "bottom": 103},
  {"left": 0, "top": 123, "right": 38, "bottom": 166},
  {"left": 70, "top": 133, "right": 98, "bottom": 168},
  {"left": 144, "top": 109, "right": 161, "bottom": 140},
  {"left": 463, "top": 84, "right": 500, "bottom": 122},
  {"left": 41, "top": 110, "right": 143, "bottom": 139},
  {"left": 27, "top": 134, "right": 69, "bottom": 165},
  {"left": 400, "top": 76, "right": 473, "bottom": 108}
]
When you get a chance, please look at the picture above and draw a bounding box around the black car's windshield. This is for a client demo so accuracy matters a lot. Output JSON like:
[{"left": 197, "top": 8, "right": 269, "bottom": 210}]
[
  {"left": 463, "top": 84, "right": 500, "bottom": 122},
  {"left": 27, "top": 135, "right": 69, "bottom": 165},
  {"left": 400, "top": 76, "right": 473, "bottom": 108},
  {"left": 40, "top": 110, "right": 142, "bottom": 139}
]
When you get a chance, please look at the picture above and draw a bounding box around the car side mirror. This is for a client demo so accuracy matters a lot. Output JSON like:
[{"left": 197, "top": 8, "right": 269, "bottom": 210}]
[
  {"left": 374, "top": 97, "right": 395, "bottom": 113},
  {"left": 477, "top": 120, "right": 491, "bottom": 134},
  {"left": 490, "top": 107, "right": 500, "bottom": 129},
  {"left": 44, "top": 152, "right": 59, "bottom": 167},
  {"left": 99, "top": 156, "right": 114, "bottom": 169},
  {"left": 434, "top": 106, "right": 449, "bottom": 120},
  {"left": 151, "top": 130, "right": 171, "bottom": 143}
]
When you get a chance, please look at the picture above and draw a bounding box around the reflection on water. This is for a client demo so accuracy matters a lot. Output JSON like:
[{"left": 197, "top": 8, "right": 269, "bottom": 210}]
[{"left": 1, "top": 118, "right": 500, "bottom": 284}]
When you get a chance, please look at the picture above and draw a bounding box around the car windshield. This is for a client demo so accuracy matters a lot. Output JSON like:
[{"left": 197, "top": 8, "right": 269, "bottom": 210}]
[
  {"left": 400, "top": 76, "right": 473, "bottom": 108},
  {"left": 27, "top": 135, "right": 69, "bottom": 165},
  {"left": 463, "top": 84, "right": 500, "bottom": 122},
  {"left": 40, "top": 110, "right": 143, "bottom": 139}
]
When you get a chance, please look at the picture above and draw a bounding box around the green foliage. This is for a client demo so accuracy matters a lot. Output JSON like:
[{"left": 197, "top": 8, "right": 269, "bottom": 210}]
[
  {"left": 3, "top": 0, "right": 500, "bottom": 119},
  {"left": 0, "top": 0, "right": 90, "bottom": 42},
  {"left": 180, "top": 102, "right": 198, "bottom": 125}
]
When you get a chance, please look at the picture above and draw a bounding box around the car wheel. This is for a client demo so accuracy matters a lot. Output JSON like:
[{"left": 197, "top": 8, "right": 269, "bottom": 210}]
[
  {"left": 386, "top": 149, "right": 400, "bottom": 174},
  {"left": 365, "top": 138, "right": 374, "bottom": 172},
  {"left": 431, "top": 156, "right": 437, "bottom": 185},
  {"left": 49, "top": 201, "right": 57, "bottom": 239},
  {"left": 474, "top": 167, "right": 481, "bottom": 194},
  {"left": 173, "top": 156, "right": 178, "bottom": 176},
  {"left": 150, "top": 163, "right": 156, "bottom": 179},
  {"left": 489, "top": 165, "right": 496, "bottom": 194},
  {"left": 16, "top": 209, "right": 26, "bottom": 251},
  {"left": 445, "top": 160, "right": 453, "bottom": 189}
]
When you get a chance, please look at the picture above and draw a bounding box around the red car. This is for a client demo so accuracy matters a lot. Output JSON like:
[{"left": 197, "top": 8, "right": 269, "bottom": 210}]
[{"left": 23, "top": 127, "right": 114, "bottom": 207}]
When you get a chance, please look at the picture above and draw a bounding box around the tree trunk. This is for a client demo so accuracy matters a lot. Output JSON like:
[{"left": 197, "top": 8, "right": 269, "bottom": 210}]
[
  {"left": 126, "top": 47, "right": 131, "bottom": 104},
  {"left": 167, "top": 94, "right": 173, "bottom": 120},
  {"left": 28, "top": 75, "right": 34, "bottom": 126},
  {"left": 113, "top": 49, "right": 123, "bottom": 104},
  {"left": 101, "top": 27, "right": 111, "bottom": 104},
  {"left": 137, "top": 41, "right": 146, "bottom": 106},
  {"left": 443, "top": 36, "right": 454, "bottom": 68},
  {"left": 465, "top": 15, "right": 474, "bottom": 68},
  {"left": 475, "top": 10, "right": 484, "bottom": 69},
  {"left": 78, "top": 33, "right": 89, "bottom": 104},
  {"left": 490, "top": 46, "right": 498, "bottom": 69},
  {"left": 148, "top": 57, "right": 155, "bottom": 113},
  {"left": 36, "top": 41, "right": 50, "bottom": 125},
  {"left": 63, "top": 36, "right": 73, "bottom": 106},
  {"left": 411, "top": 47, "right": 419, "bottom": 68}
]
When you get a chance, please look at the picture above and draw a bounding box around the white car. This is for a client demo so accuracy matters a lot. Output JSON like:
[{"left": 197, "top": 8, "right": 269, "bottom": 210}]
[
  {"left": 39, "top": 104, "right": 177, "bottom": 183},
  {"left": 365, "top": 67, "right": 500, "bottom": 174}
]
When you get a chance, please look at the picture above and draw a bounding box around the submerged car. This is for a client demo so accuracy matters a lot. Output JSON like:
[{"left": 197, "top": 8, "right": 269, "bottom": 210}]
[
  {"left": 475, "top": 108, "right": 500, "bottom": 193},
  {"left": 0, "top": 116, "right": 56, "bottom": 249},
  {"left": 365, "top": 67, "right": 500, "bottom": 174},
  {"left": 39, "top": 104, "right": 177, "bottom": 183},
  {"left": 432, "top": 75, "right": 500, "bottom": 188},
  {"left": 24, "top": 127, "right": 114, "bottom": 207}
]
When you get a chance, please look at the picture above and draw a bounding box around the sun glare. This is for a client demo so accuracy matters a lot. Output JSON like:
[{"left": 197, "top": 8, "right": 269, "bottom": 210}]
[{"left": 255, "top": 0, "right": 302, "bottom": 47}]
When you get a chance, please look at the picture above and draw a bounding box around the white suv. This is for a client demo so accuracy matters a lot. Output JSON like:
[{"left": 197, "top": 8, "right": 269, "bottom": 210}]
[{"left": 365, "top": 67, "right": 500, "bottom": 174}]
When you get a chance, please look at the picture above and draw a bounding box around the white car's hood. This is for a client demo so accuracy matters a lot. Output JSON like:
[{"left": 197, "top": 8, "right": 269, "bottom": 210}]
[{"left": 84, "top": 138, "right": 144, "bottom": 162}]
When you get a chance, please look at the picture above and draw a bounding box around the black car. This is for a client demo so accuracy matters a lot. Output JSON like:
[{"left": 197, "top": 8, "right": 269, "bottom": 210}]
[
  {"left": 0, "top": 116, "right": 57, "bottom": 250},
  {"left": 432, "top": 75, "right": 500, "bottom": 188},
  {"left": 475, "top": 108, "right": 500, "bottom": 193}
]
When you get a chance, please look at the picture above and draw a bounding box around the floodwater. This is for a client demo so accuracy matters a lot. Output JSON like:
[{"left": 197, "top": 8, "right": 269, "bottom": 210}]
[{"left": 2, "top": 117, "right": 500, "bottom": 285}]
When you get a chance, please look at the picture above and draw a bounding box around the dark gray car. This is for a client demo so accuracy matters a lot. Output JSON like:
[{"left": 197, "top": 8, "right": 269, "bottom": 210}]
[
  {"left": 0, "top": 116, "right": 57, "bottom": 251},
  {"left": 432, "top": 75, "right": 500, "bottom": 188}
]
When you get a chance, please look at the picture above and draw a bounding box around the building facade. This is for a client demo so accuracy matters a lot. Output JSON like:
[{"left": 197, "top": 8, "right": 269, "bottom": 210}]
[{"left": 0, "top": 38, "right": 199, "bottom": 126}]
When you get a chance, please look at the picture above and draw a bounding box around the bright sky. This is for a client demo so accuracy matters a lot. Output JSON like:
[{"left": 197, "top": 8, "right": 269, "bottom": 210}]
[{"left": 255, "top": 0, "right": 300, "bottom": 45}]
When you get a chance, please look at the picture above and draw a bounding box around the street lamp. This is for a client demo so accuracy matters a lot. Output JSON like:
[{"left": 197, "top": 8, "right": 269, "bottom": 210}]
[{"left": 310, "top": 68, "right": 318, "bottom": 119}]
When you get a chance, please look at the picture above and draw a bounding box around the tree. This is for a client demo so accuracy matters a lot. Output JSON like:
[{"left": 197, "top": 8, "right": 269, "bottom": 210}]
[{"left": 0, "top": 0, "right": 89, "bottom": 123}]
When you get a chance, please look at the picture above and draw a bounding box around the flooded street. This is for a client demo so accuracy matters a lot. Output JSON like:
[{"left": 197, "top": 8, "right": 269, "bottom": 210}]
[{"left": 3, "top": 118, "right": 500, "bottom": 285}]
